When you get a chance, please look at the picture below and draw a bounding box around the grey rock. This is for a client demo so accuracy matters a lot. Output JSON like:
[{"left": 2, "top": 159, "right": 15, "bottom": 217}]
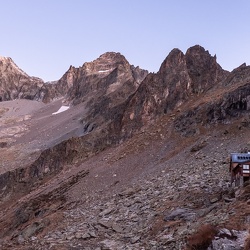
[
  {"left": 164, "top": 208, "right": 197, "bottom": 222},
  {"left": 66, "top": 234, "right": 75, "bottom": 240},
  {"left": 210, "top": 196, "right": 220, "bottom": 203},
  {"left": 160, "top": 234, "right": 175, "bottom": 244},
  {"left": 98, "top": 220, "right": 111, "bottom": 229},
  {"left": 100, "top": 239, "right": 124, "bottom": 250},
  {"left": 75, "top": 232, "right": 82, "bottom": 239},
  {"left": 208, "top": 229, "right": 248, "bottom": 250},
  {"left": 22, "top": 221, "right": 46, "bottom": 239},
  {"left": 119, "top": 187, "right": 139, "bottom": 197},
  {"left": 130, "top": 236, "right": 140, "bottom": 244},
  {"left": 112, "top": 224, "right": 123, "bottom": 233},
  {"left": 224, "top": 197, "right": 235, "bottom": 202},
  {"left": 81, "top": 233, "right": 91, "bottom": 240},
  {"left": 89, "top": 231, "right": 97, "bottom": 238},
  {"left": 99, "top": 208, "right": 113, "bottom": 217},
  {"left": 17, "top": 234, "right": 25, "bottom": 244},
  {"left": 218, "top": 228, "right": 232, "bottom": 237}
]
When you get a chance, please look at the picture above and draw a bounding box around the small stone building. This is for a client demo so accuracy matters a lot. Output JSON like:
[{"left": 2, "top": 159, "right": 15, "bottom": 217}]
[{"left": 230, "top": 153, "right": 250, "bottom": 186}]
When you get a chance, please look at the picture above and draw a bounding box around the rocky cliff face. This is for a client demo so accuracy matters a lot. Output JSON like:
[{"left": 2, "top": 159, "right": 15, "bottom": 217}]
[
  {"left": 0, "top": 53, "right": 148, "bottom": 106},
  {"left": 60, "top": 52, "right": 148, "bottom": 107},
  {"left": 0, "top": 56, "right": 51, "bottom": 102},
  {"left": 174, "top": 63, "right": 250, "bottom": 137},
  {"left": 185, "top": 45, "right": 227, "bottom": 94},
  {"left": 54, "top": 52, "right": 148, "bottom": 141},
  {"left": 120, "top": 45, "right": 229, "bottom": 137}
]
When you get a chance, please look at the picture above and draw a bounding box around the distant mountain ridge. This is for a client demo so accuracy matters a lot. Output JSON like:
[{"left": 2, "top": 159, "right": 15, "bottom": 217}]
[
  {"left": 0, "top": 56, "right": 46, "bottom": 101},
  {"left": 56, "top": 52, "right": 148, "bottom": 106},
  {"left": 0, "top": 52, "right": 148, "bottom": 104},
  {"left": 2, "top": 45, "right": 250, "bottom": 141},
  {"left": 2, "top": 46, "right": 250, "bottom": 140}
]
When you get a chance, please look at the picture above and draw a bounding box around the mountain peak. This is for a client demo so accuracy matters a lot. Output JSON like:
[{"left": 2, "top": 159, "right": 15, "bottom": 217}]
[
  {"left": 99, "top": 51, "right": 123, "bottom": 59},
  {"left": 0, "top": 55, "right": 8, "bottom": 61},
  {"left": 185, "top": 45, "right": 228, "bottom": 94},
  {"left": 186, "top": 44, "right": 207, "bottom": 53},
  {"left": 0, "top": 56, "right": 28, "bottom": 77},
  {"left": 0, "top": 55, "right": 12, "bottom": 61},
  {"left": 0, "top": 56, "right": 48, "bottom": 102},
  {"left": 159, "top": 48, "right": 185, "bottom": 74},
  {"left": 96, "top": 51, "right": 128, "bottom": 65},
  {"left": 81, "top": 52, "right": 130, "bottom": 75}
]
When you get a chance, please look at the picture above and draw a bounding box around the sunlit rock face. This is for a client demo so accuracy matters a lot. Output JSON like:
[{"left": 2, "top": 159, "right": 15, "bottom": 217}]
[
  {"left": 60, "top": 52, "right": 148, "bottom": 107},
  {"left": 0, "top": 53, "right": 148, "bottom": 105},
  {"left": 0, "top": 56, "right": 48, "bottom": 102}
]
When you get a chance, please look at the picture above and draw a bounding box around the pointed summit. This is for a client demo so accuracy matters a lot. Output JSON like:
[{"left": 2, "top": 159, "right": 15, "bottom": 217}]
[
  {"left": 159, "top": 48, "right": 185, "bottom": 74},
  {"left": 0, "top": 56, "right": 47, "bottom": 102},
  {"left": 185, "top": 45, "right": 228, "bottom": 94},
  {"left": 0, "top": 56, "right": 29, "bottom": 77}
]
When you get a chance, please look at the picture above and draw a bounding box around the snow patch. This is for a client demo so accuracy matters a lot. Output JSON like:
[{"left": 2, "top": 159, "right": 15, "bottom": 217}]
[
  {"left": 52, "top": 106, "right": 69, "bottom": 115},
  {"left": 98, "top": 69, "right": 110, "bottom": 73}
]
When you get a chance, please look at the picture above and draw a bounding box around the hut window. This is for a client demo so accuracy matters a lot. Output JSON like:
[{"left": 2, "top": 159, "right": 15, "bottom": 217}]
[{"left": 243, "top": 165, "right": 250, "bottom": 173}]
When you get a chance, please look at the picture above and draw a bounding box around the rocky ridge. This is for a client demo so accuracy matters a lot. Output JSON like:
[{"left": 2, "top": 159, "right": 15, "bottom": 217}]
[
  {"left": 58, "top": 52, "right": 148, "bottom": 132},
  {"left": 120, "top": 45, "right": 229, "bottom": 137},
  {"left": 0, "top": 56, "right": 54, "bottom": 102},
  {"left": 0, "top": 52, "right": 148, "bottom": 107}
]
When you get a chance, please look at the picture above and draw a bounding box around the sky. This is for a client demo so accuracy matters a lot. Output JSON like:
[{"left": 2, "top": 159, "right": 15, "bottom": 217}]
[{"left": 1, "top": 0, "right": 250, "bottom": 82}]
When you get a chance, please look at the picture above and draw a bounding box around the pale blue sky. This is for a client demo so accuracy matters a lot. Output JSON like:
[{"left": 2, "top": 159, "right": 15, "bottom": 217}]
[{"left": 1, "top": 0, "right": 250, "bottom": 81}]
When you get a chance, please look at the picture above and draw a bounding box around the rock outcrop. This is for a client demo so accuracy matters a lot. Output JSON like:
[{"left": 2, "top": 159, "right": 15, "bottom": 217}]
[
  {"left": 185, "top": 45, "right": 227, "bottom": 94},
  {"left": 121, "top": 45, "right": 229, "bottom": 137},
  {"left": 0, "top": 56, "right": 52, "bottom": 102},
  {"left": 60, "top": 52, "right": 148, "bottom": 107},
  {"left": 174, "top": 64, "right": 250, "bottom": 137},
  {"left": 0, "top": 52, "right": 148, "bottom": 108},
  {"left": 53, "top": 52, "right": 148, "bottom": 146}
]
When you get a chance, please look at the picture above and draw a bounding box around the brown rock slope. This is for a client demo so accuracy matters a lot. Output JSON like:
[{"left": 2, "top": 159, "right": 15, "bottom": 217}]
[
  {"left": 0, "top": 52, "right": 148, "bottom": 208},
  {"left": 0, "top": 46, "right": 250, "bottom": 249}
]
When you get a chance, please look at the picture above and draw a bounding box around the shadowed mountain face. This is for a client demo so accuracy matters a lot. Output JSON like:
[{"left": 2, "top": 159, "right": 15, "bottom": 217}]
[
  {"left": 0, "top": 46, "right": 250, "bottom": 249},
  {"left": 120, "top": 45, "right": 229, "bottom": 137},
  {"left": 185, "top": 45, "right": 227, "bottom": 94}
]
